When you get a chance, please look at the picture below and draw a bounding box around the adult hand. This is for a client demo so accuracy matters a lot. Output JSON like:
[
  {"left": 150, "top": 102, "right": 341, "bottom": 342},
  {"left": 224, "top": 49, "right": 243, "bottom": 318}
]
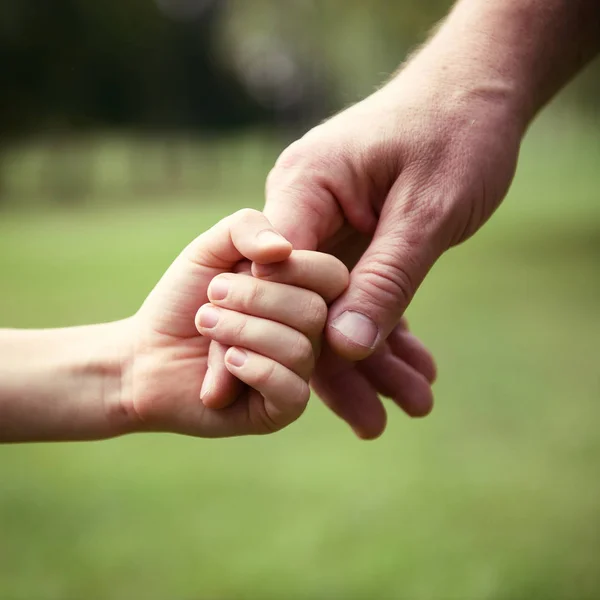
[
  {"left": 264, "top": 53, "right": 523, "bottom": 439},
  {"left": 265, "top": 0, "right": 600, "bottom": 439}
]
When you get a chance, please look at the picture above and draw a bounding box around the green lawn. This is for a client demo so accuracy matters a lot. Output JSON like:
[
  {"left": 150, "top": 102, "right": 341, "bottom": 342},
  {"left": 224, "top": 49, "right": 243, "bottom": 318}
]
[{"left": 0, "top": 113, "right": 599, "bottom": 599}]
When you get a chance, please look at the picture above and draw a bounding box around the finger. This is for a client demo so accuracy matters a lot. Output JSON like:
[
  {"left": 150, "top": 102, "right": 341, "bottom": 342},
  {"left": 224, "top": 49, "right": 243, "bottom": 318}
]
[
  {"left": 397, "top": 317, "right": 409, "bottom": 331},
  {"left": 233, "top": 259, "right": 252, "bottom": 275},
  {"left": 357, "top": 346, "right": 434, "bottom": 418},
  {"left": 209, "top": 260, "right": 251, "bottom": 408},
  {"left": 310, "top": 344, "right": 387, "bottom": 440},
  {"left": 207, "top": 274, "right": 328, "bottom": 340},
  {"left": 264, "top": 145, "right": 343, "bottom": 250},
  {"left": 185, "top": 208, "right": 292, "bottom": 270},
  {"left": 212, "top": 262, "right": 252, "bottom": 403},
  {"left": 386, "top": 326, "right": 437, "bottom": 384},
  {"left": 196, "top": 304, "right": 315, "bottom": 379},
  {"left": 142, "top": 209, "right": 293, "bottom": 339},
  {"left": 264, "top": 139, "right": 378, "bottom": 249},
  {"left": 201, "top": 341, "right": 244, "bottom": 410},
  {"left": 326, "top": 184, "right": 443, "bottom": 361},
  {"left": 224, "top": 347, "right": 310, "bottom": 433},
  {"left": 251, "top": 250, "right": 349, "bottom": 305}
]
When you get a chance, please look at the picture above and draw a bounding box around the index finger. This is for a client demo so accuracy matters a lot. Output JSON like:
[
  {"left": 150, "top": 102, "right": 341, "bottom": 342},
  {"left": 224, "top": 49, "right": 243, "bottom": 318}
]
[
  {"left": 251, "top": 250, "right": 349, "bottom": 304},
  {"left": 185, "top": 208, "right": 292, "bottom": 270}
]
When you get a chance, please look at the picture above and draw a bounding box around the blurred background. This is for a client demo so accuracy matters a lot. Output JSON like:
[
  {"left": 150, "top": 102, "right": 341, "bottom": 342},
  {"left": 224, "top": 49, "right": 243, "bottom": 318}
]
[{"left": 0, "top": 1, "right": 599, "bottom": 598}]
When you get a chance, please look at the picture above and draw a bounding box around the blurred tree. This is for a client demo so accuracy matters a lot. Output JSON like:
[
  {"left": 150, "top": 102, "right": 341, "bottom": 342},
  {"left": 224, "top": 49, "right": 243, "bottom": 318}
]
[
  {"left": 0, "top": 0, "right": 596, "bottom": 201},
  {"left": 0, "top": 0, "right": 266, "bottom": 136},
  {"left": 0, "top": 0, "right": 268, "bottom": 200},
  {"left": 222, "top": 0, "right": 453, "bottom": 104},
  {"left": 1, "top": 0, "right": 596, "bottom": 141}
]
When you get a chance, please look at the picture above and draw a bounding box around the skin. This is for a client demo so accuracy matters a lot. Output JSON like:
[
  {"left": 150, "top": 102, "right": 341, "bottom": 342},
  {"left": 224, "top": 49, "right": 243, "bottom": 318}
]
[
  {"left": 263, "top": 0, "right": 600, "bottom": 439},
  {"left": 0, "top": 210, "right": 325, "bottom": 441},
  {"left": 0, "top": 209, "right": 435, "bottom": 443}
]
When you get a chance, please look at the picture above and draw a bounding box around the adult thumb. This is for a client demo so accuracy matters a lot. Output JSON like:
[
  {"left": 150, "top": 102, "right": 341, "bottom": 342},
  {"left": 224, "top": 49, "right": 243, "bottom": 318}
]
[{"left": 326, "top": 200, "right": 442, "bottom": 362}]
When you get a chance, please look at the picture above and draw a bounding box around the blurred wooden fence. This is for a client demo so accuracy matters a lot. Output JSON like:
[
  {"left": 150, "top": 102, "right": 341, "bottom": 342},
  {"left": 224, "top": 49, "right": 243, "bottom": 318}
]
[{"left": 0, "top": 131, "right": 289, "bottom": 204}]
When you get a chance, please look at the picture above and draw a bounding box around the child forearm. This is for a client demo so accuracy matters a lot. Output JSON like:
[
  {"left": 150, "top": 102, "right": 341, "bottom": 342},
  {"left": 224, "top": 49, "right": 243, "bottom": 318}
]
[{"left": 0, "top": 322, "right": 131, "bottom": 443}]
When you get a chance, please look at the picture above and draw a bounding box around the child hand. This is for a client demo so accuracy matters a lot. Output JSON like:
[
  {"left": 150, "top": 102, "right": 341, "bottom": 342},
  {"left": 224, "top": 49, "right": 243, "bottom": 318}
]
[
  {"left": 196, "top": 248, "right": 350, "bottom": 420},
  {"left": 122, "top": 209, "right": 347, "bottom": 437}
]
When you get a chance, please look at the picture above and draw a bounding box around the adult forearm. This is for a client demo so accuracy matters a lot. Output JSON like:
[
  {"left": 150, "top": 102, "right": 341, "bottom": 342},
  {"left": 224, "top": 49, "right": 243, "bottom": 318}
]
[
  {"left": 0, "top": 323, "right": 130, "bottom": 442},
  {"left": 400, "top": 0, "right": 600, "bottom": 129}
]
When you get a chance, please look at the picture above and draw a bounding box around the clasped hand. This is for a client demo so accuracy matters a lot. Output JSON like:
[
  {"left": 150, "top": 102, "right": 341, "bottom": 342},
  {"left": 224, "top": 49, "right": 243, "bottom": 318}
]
[{"left": 120, "top": 208, "right": 435, "bottom": 439}]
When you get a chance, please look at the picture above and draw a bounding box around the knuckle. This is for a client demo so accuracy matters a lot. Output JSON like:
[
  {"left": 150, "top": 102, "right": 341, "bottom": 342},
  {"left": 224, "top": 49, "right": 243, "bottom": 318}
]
[
  {"left": 357, "top": 248, "right": 418, "bottom": 314},
  {"left": 255, "top": 409, "right": 281, "bottom": 434},
  {"left": 253, "top": 380, "right": 310, "bottom": 435},
  {"left": 272, "top": 138, "right": 310, "bottom": 172},
  {"left": 267, "top": 146, "right": 303, "bottom": 193},
  {"left": 235, "top": 277, "right": 264, "bottom": 313},
  {"left": 232, "top": 208, "right": 262, "bottom": 226},
  {"left": 287, "top": 381, "right": 311, "bottom": 421},
  {"left": 268, "top": 134, "right": 330, "bottom": 188},
  {"left": 298, "top": 381, "right": 311, "bottom": 409},
  {"left": 408, "top": 190, "right": 445, "bottom": 232},
  {"left": 248, "top": 392, "right": 281, "bottom": 434},
  {"left": 254, "top": 359, "right": 277, "bottom": 388},
  {"left": 229, "top": 315, "right": 249, "bottom": 343},
  {"left": 394, "top": 172, "right": 463, "bottom": 254}
]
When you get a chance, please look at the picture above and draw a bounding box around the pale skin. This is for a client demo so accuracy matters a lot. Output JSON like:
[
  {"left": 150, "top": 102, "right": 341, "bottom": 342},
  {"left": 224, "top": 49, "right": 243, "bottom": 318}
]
[
  {"left": 3, "top": 0, "right": 597, "bottom": 443},
  {"left": 0, "top": 209, "right": 339, "bottom": 442},
  {"left": 264, "top": 0, "right": 600, "bottom": 439},
  {"left": 0, "top": 209, "right": 435, "bottom": 443}
]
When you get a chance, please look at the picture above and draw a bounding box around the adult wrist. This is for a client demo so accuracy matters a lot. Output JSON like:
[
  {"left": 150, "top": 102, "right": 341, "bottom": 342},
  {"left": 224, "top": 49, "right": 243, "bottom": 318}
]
[
  {"left": 405, "top": 0, "right": 600, "bottom": 131},
  {"left": 391, "top": 26, "right": 531, "bottom": 139}
]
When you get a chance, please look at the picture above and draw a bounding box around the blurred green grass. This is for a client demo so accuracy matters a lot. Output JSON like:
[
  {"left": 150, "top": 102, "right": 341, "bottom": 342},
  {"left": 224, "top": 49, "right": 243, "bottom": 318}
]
[{"left": 0, "top": 112, "right": 599, "bottom": 600}]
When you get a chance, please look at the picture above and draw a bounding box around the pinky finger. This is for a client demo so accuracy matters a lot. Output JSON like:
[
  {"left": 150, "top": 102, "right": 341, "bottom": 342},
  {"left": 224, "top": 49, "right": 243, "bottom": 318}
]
[
  {"left": 224, "top": 347, "right": 310, "bottom": 433},
  {"left": 357, "top": 348, "right": 434, "bottom": 418},
  {"left": 387, "top": 326, "right": 437, "bottom": 384}
]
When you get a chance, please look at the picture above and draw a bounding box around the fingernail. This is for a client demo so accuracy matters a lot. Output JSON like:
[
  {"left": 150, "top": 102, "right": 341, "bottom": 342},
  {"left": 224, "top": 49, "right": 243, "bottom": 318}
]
[
  {"left": 199, "top": 305, "right": 220, "bottom": 329},
  {"left": 257, "top": 230, "right": 289, "bottom": 247},
  {"left": 208, "top": 277, "right": 230, "bottom": 301},
  {"left": 331, "top": 311, "right": 379, "bottom": 348},
  {"left": 227, "top": 348, "right": 247, "bottom": 368},
  {"left": 200, "top": 367, "right": 213, "bottom": 401}
]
